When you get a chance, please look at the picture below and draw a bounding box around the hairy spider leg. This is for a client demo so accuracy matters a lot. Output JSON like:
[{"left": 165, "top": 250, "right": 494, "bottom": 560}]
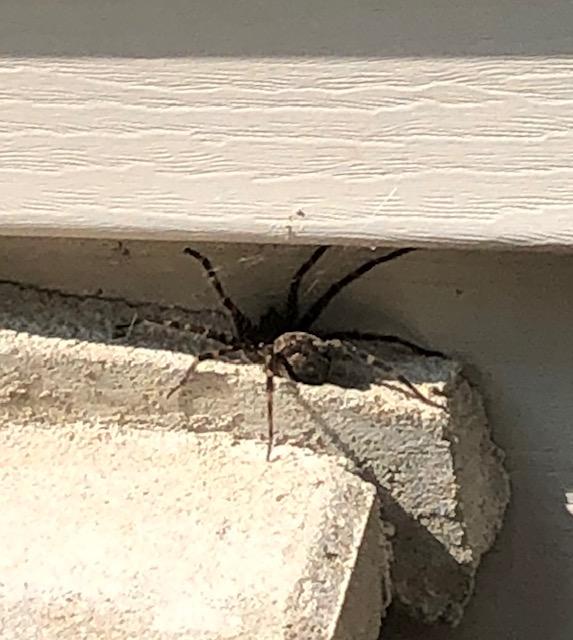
[
  {"left": 265, "top": 350, "right": 276, "bottom": 461},
  {"left": 286, "top": 246, "right": 331, "bottom": 325},
  {"left": 166, "top": 344, "right": 241, "bottom": 399},
  {"left": 264, "top": 345, "right": 304, "bottom": 461},
  {"left": 184, "top": 248, "right": 254, "bottom": 339},
  {"left": 321, "top": 331, "right": 445, "bottom": 358},
  {"left": 394, "top": 374, "right": 444, "bottom": 409},
  {"left": 351, "top": 344, "right": 445, "bottom": 409},
  {"left": 114, "top": 316, "right": 237, "bottom": 347},
  {"left": 297, "top": 247, "right": 417, "bottom": 331},
  {"left": 0, "top": 279, "right": 238, "bottom": 344}
]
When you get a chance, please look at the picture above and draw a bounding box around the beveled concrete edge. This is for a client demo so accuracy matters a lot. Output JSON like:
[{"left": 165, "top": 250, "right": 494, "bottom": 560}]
[
  {"left": 0, "top": 328, "right": 392, "bottom": 639},
  {"left": 0, "top": 280, "right": 511, "bottom": 626}
]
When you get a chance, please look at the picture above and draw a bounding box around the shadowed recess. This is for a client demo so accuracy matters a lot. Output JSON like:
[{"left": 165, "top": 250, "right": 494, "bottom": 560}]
[{"left": 1, "top": 0, "right": 572, "bottom": 57}]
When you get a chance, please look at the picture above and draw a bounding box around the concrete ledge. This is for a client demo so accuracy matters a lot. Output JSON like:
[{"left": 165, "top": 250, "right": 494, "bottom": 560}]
[
  {"left": 0, "top": 425, "right": 390, "bottom": 640},
  {"left": 0, "top": 282, "right": 510, "bottom": 626}
]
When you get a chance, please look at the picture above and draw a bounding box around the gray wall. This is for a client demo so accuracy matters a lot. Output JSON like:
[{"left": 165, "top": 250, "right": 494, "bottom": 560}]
[{"left": 1, "top": 236, "right": 571, "bottom": 639}]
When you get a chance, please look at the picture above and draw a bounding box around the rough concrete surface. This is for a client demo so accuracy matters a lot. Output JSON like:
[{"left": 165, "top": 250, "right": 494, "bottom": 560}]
[
  {"left": 0, "top": 282, "right": 510, "bottom": 626},
  {"left": 0, "top": 424, "right": 389, "bottom": 640}
]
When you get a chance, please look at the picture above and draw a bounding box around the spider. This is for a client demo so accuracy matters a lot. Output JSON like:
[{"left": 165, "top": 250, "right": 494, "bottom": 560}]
[{"left": 167, "top": 245, "right": 444, "bottom": 461}]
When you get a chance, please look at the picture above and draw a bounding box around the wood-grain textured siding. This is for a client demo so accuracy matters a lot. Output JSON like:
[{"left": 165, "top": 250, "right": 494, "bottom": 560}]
[{"left": 1, "top": 1, "right": 572, "bottom": 248}]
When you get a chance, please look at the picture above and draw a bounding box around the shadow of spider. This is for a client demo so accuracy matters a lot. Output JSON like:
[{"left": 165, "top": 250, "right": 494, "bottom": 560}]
[{"left": 167, "top": 246, "right": 445, "bottom": 461}]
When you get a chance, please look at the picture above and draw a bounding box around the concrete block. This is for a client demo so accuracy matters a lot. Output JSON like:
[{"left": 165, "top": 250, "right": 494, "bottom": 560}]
[
  {"left": 0, "top": 282, "right": 510, "bottom": 625},
  {"left": 0, "top": 422, "right": 390, "bottom": 640}
]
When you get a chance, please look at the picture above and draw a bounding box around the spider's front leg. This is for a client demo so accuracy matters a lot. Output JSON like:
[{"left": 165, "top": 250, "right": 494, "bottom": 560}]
[
  {"left": 263, "top": 332, "right": 336, "bottom": 461},
  {"left": 166, "top": 344, "right": 240, "bottom": 399},
  {"left": 264, "top": 348, "right": 277, "bottom": 462},
  {"left": 264, "top": 333, "right": 332, "bottom": 462}
]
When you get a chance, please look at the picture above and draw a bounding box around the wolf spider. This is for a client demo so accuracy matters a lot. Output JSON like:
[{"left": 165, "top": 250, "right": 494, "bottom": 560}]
[{"left": 167, "top": 246, "right": 444, "bottom": 461}]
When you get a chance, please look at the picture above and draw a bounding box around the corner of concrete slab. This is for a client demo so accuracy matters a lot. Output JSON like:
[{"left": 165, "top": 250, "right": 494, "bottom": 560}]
[{"left": 0, "top": 281, "right": 511, "bottom": 634}]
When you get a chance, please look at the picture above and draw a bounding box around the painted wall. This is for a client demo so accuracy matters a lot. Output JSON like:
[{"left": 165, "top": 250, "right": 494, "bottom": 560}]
[
  {"left": 1, "top": 0, "right": 573, "bottom": 248},
  {"left": 0, "top": 236, "right": 571, "bottom": 639}
]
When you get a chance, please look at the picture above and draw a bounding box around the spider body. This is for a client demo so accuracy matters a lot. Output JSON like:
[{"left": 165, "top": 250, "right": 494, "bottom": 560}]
[
  {"left": 244, "top": 306, "right": 292, "bottom": 348},
  {"left": 270, "top": 332, "right": 333, "bottom": 386},
  {"left": 170, "top": 245, "right": 443, "bottom": 460}
]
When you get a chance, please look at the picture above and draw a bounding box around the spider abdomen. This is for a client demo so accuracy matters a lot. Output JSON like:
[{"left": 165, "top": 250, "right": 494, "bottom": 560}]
[{"left": 273, "top": 332, "right": 332, "bottom": 386}]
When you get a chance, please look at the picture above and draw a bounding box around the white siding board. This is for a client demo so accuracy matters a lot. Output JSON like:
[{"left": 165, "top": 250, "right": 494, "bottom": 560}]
[{"left": 0, "top": 2, "right": 572, "bottom": 248}]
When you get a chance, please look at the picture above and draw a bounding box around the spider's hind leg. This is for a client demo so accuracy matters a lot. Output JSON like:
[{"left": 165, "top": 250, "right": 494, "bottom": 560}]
[
  {"left": 394, "top": 373, "right": 444, "bottom": 409},
  {"left": 351, "top": 344, "right": 445, "bottom": 409},
  {"left": 321, "top": 330, "right": 445, "bottom": 359},
  {"left": 166, "top": 344, "right": 240, "bottom": 399}
]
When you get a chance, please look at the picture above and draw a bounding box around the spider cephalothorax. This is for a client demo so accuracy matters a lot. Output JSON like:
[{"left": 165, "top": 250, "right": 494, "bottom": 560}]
[{"left": 169, "top": 246, "right": 443, "bottom": 460}]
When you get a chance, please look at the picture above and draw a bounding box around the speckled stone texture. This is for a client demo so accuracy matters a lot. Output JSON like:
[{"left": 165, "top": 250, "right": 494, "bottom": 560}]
[
  {"left": 0, "top": 425, "right": 390, "bottom": 640},
  {"left": 0, "top": 283, "right": 510, "bottom": 626}
]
